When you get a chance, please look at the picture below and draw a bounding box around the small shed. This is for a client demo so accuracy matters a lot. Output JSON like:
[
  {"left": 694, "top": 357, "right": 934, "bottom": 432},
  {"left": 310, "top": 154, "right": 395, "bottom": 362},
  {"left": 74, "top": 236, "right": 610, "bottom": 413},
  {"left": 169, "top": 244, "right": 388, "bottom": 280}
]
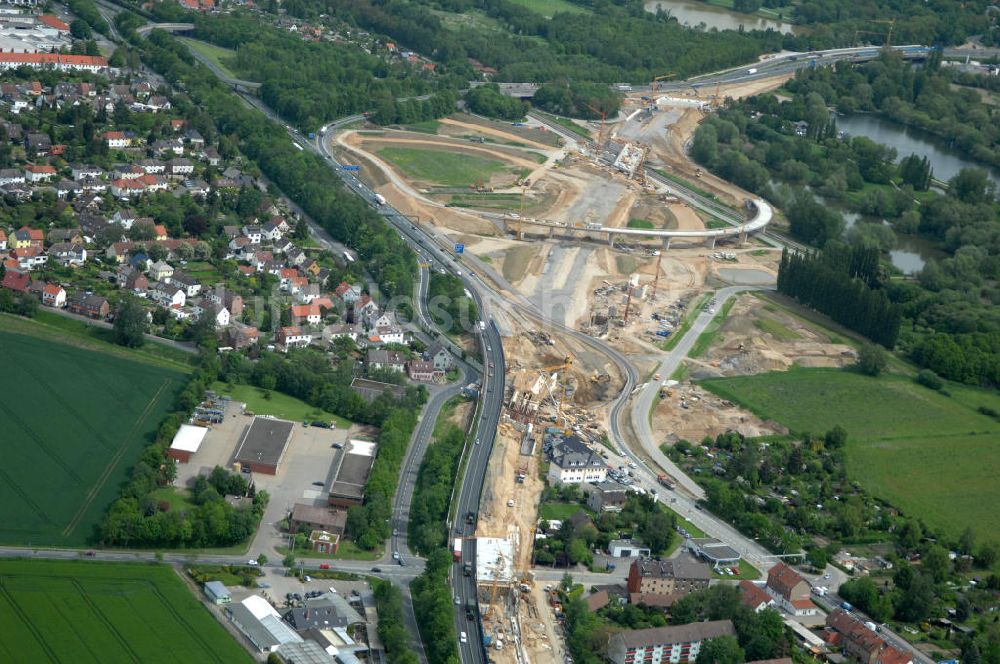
[
  {"left": 205, "top": 581, "right": 231, "bottom": 605},
  {"left": 168, "top": 424, "right": 209, "bottom": 463}
]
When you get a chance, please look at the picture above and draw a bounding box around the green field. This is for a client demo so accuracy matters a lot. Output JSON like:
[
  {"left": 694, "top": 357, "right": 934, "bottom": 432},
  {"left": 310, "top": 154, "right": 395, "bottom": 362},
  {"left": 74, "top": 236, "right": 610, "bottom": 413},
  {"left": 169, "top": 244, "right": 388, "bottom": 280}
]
[
  {"left": 179, "top": 38, "right": 238, "bottom": 79},
  {"left": 700, "top": 368, "right": 1000, "bottom": 542},
  {"left": 377, "top": 147, "right": 509, "bottom": 187},
  {"left": 0, "top": 331, "right": 185, "bottom": 546},
  {"left": 211, "top": 382, "right": 352, "bottom": 428},
  {"left": 628, "top": 218, "right": 655, "bottom": 229},
  {"left": 539, "top": 502, "right": 588, "bottom": 521},
  {"left": 506, "top": 0, "right": 589, "bottom": 15},
  {"left": 0, "top": 560, "right": 252, "bottom": 663}
]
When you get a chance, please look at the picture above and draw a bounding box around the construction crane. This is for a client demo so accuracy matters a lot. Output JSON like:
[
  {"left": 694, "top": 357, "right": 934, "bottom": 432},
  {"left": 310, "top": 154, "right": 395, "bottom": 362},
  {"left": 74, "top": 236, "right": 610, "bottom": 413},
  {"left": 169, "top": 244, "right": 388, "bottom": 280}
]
[
  {"left": 539, "top": 356, "right": 574, "bottom": 429},
  {"left": 650, "top": 72, "right": 677, "bottom": 93},
  {"left": 483, "top": 551, "right": 507, "bottom": 620},
  {"left": 853, "top": 19, "right": 895, "bottom": 47},
  {"left": 583, "top": 102, "right": 607, "bottom": 146}
]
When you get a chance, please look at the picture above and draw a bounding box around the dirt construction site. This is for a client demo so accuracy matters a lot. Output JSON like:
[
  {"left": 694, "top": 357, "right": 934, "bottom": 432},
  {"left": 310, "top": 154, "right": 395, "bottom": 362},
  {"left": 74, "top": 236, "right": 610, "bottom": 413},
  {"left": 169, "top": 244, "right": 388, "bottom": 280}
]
[
  {"left": 651, "top": 294, "right": 858, "bottom": 444},
  {"left": 327, "top": 74, "right": 795, "bottom": 663}
]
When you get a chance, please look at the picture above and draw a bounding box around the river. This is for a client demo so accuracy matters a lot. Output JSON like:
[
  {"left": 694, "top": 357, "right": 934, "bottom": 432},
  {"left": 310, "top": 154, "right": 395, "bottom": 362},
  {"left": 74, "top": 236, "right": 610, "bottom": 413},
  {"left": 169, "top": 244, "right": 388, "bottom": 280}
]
[
  {"left": 644, "top": 0, "right": 797, "bottom": 33},
  {"left": 836, "top": 113, "right": 1000, "bottom": 192}
]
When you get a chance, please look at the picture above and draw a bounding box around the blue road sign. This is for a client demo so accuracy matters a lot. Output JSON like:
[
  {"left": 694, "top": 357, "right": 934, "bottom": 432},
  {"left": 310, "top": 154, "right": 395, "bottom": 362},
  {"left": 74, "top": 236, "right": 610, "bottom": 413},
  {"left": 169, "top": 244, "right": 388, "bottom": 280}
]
[{"left": 455, "top": 243, "right": 465, "bottom": 254}]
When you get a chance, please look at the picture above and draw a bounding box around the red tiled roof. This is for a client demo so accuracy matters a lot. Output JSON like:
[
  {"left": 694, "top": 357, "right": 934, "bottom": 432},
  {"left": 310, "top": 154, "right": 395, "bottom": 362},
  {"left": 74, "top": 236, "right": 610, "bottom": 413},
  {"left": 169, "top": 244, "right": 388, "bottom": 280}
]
[
  {"left": 24, "top": 164, "right": 56, "bottom": 174},
  {"left": 791, "top": 598, "right": 816, "bottom": 610},
  {"left": 739, "top": 580, "right": 772, "bottom": 609},
  {"left": 767, "top": 562, "right": 806, "bottom": 600},
  {"left": 0, "top": 53, "right": 109, "bottom": 67},
  {"left": 42, "top": 283, "right": 63, "bottom": 296},
  {"left": 39, "top": 14, "right": 70, "bottom": 30},
  {"left": 2, "top": 271, "right": 30, "bottom": 292}
]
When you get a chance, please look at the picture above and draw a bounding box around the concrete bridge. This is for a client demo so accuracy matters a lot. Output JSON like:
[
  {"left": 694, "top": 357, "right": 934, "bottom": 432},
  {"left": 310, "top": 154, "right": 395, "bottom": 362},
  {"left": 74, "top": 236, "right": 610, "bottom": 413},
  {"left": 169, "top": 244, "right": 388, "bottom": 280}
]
[{"left": 508, "top": 197, "right": 772, "bottom": 249}]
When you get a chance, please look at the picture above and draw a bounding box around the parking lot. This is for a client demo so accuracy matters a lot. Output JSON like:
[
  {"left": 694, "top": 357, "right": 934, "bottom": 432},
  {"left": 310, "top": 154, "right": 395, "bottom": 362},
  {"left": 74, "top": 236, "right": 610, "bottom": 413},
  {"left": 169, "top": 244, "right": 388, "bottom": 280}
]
[{"left": 173, "top": 398, "right": 376, "bottom": 558}]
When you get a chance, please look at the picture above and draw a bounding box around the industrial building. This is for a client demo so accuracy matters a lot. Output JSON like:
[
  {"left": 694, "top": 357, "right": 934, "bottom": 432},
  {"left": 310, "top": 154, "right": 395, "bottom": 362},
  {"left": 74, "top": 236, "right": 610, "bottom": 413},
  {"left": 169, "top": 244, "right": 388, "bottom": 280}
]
[
  {"left": 626, "top": 558, "right": 711, "bottom": 606},
  {"left": 167, "top": 424, "right": 209, "bottom": 463},
  {"left": 326, "top": 439, "right": 377, "bottom": 508},
  {"left": 227, "top": 595, "right": 303, "bottom": 654},
  {"left": 233, "top": 416, "right": 294, "bottom": 475},
  {"left": 204, "top": 581, "right": 231, "bottom": 605}
]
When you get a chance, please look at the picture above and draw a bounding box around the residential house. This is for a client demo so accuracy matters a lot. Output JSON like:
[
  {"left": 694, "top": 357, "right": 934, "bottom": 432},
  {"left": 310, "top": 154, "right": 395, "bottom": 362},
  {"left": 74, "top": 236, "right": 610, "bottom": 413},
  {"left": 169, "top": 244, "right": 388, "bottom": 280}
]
[
  {"left": 205, "top": 582, "right": 231, "bottom": 605},
  {"left": 739, "top": 581, "right": 775, "bottom": 613},
  {"left": 288, "top": 503, "right": 347, "bottom": 536},
  {"left": 12, "top": 246, "right": 47, "bottom": 270},
  {"left": 826, "top": 610, "right": 911, "bottom": 664},
  {"left": 276, "top": 326, "right": 312, "bottom": 351},
  {"left": 12, "top": 226, "right": 43, "bottom": 249},
  {"left": 139, "top": 159, "right": 166, "bottom": 174},
  {"left": 23, "top": 164, "right": 56, "bottom": 183},
  {"left": 547, "top": 436, "right": 607, "bottom": 485},
  {"left": 148, "top": 260, "right": 174, "bottom": 282},
  {"left": 66, "top": 292, "right": 109, "bottom": 319},
  {"left": 47, "top": 242, "right": 87, "bottom": 267},
  {"left": 110, "top": 178, "right": 147, "bottom": 198},
  {"left": 290, "top": 303, "right": 322, "bottom": 326},
  {"left": 407, "top": 360, "right": 442, "bottom": 382},
  {"left": 201, "top": 302, "right": 230, "bottom": 328},
  {"left": 71, "top": 165, "right": 103, "bottom": 181},
  {"left": 228, "top": 322, "right": 259, "bottom": 349},
  {"left": 121, "top": 267, "right": 149, "bottom": 294},
  {"left": 286, "top": 246, "right": 307, "bottom": 267},
  {"left": 47, "top": 228, "right": 83, "bottom": 245},
  {"left": 367, "top": 348, "right": 407, "bottom": 373},
  {"left": 426, "top": 342, "right": 453, "bottom": 371},
  {"left": 167, "top": 157, "right": 194, "bottom": 177},
  {"left": 330, "top": 283, "right": 357, "bottom": 307},
  {"left": 24, "top": 132, "right": 52, "bottom": 155},
  {"left": 0, "top": 169, "right": 25, "bottom": 186},
  {"left": 376, "top": 326, "right": 407, "bottom": 345},
  {"left": 41, "top": 283, "right": 66, "bottom": 307},
  {"left": 607, "top": 620, "right": 737, "bottom": 664},
  {"left": 104, "top": 130, "right": 130, "bottom": 148},
  {"left": 626, "top": 558, "right": 711, "bottom": 604},
  {"left": 1, "top": 271, "right": 30, "bottom": 293},
  {"left": 170, "top": 271, "right": 201, "bottom": 297},
  {"left": 149, "top": 281, "right": 186, "bottom": 309},
  {"left": 765, "top": 562, "right": 817, "bottom": 617},
  {"left": 586, "top": 480, "right": 628, "bottom": 513},
  {"left": 203, "top": 146, "right": 221, "bottom": 166}
]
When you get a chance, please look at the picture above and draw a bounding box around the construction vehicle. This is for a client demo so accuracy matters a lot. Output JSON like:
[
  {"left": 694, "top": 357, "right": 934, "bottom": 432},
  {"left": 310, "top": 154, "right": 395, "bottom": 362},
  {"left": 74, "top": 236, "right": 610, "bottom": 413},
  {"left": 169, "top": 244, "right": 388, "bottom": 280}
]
[
  {"left": 657, "top": 474, "right": 676, "bottom": 490},
  {"left": 463, "top": 562, "right": 473, "bottom": 576},
  {"left": 516, "top": 464, "right": 528, "bottom": 484},
  {"left": 650, "top": 72, "right": 677, "bottom": 93}
]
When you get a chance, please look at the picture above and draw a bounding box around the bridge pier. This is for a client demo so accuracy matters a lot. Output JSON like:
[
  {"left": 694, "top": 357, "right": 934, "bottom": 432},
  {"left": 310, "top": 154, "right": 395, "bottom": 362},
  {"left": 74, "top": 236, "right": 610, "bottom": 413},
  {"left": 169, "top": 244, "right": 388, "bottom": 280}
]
[
  {"left": 662, "top": 237, "right": 672, "bottom": 251},
  {"left": 738, "top": 229, "right": 747, "bottom": 246},
  {"left": 706, "top": 236, "right": 716, "bottom": 250},
  {"left": 608, "top": 232, "right": 615, "bottom": 247}
]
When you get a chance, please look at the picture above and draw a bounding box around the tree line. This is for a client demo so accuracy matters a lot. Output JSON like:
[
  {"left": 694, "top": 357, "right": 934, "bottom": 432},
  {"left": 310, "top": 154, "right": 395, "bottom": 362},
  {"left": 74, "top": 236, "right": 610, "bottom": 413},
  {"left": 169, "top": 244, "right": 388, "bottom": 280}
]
[
  {"left": 407, "top": 418, "right": 466, "bottom": 554},
  {"left": 778, "top": 247, "right": 902, "bottom": 347},
  {"left": 428, "top": 272, "right": 479, "bottom": 336}
]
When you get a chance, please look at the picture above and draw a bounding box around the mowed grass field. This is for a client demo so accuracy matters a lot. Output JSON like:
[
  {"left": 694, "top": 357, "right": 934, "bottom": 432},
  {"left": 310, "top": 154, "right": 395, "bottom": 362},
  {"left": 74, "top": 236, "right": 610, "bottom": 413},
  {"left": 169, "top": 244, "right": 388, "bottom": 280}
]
[
  {"left": 0, "top": 560, "right": 252, "bottom": 663},
  {"left": 700, "top": 368, "right": 1000, "bottom": 543},
  {"left": 506, "top": 0, "right": 589, "bottom": 15},
  {"left": 0, "top": 331, "right": 184, "bottom": 546},
  {"left": 377, "top": 146, "right": 509, "bottom": 187}
]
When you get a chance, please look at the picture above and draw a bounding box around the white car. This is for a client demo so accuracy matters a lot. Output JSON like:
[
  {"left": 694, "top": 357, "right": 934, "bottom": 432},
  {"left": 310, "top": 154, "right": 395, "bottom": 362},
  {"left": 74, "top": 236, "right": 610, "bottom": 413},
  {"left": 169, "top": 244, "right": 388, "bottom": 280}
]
[
  {"left": 247, "top": 559, "right": 259, "bottom": 566},
  {"left": 460, "top": 631, "right": 468, "bottom": 644}
]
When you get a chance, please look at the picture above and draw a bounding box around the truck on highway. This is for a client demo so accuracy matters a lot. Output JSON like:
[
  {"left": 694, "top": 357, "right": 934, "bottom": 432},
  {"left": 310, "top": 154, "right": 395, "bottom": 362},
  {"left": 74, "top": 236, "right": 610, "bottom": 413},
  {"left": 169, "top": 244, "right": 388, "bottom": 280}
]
[
  {"left": 463, "top": 562, "right": 473, "bottom": 577},
  {"left": 308, "top": 132, "right": 316, "bottom": 140},
  {"left": 747, "top": 68, "right": 758, "bottom": 74},
  {"left": 657, "top": 474, "right": 675, "bottom": 489},
  {"left": 453, "top": 538, "right": 463, "bottom": 562},
  {"left": 374, "top": 193, "right": 387, "bottom": 206},
  {"left": 466, "top": 602, "right": 477, "bottom": 620}
]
